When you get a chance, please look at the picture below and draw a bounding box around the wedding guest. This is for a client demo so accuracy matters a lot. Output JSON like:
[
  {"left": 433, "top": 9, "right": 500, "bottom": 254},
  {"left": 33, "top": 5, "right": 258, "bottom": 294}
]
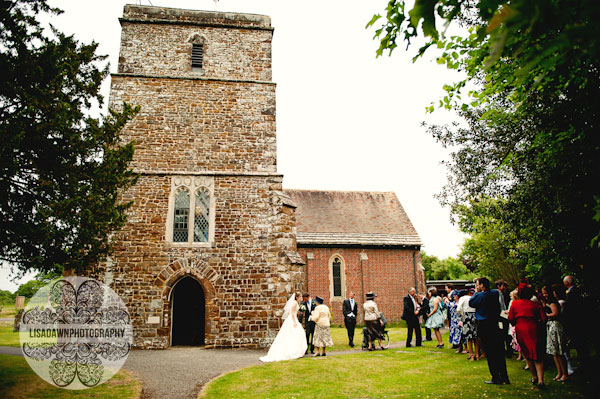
[
  {"left": 309, "top": 296, "right": 333, "bottom": 356},
  {"left": 508, "top": 283, "right": 545, "bottom": 388},
  {"left": 402, "top": 287, "right": 422, "bottom": 347},
  {"left": 302, "top": 293, "right": 316, "bottom": 354},
  {"left": 496, "top": 280, "right": 513, "bottom": 358},
  {"left": 363, "top": 291, "right": 384, "bottom": 351},
  {"left": 448, "top": 290, "right": 462, "bottom": 351},
  {"left": 506, "top": 289, "right": 524, "bottom": 362},
  {"left": 553, "top": 284, "right": 574, "bottom": 375},
  {"left": 542, "top": 285, "right": 568, "bottom": 382},
  {"left": 424, "top": 287, "right": 445, "bottom": 348},
  {"left": 342, "top": 291, "right": 358, "bottom": 347},
  {"left": 457, "top": 288, "right": 479, "bottom": 360},
  {"left": 562, "top": 275, "right": 589, "bottom": 374},
  {"left": 419, "top": 292, "right": 432, "bottom": 341},
  {"left": 470, "top": 277, "right": 510, "bottom": 385},
  {"left": 444, "top": 283, "right": 454, "bottom": 326}
]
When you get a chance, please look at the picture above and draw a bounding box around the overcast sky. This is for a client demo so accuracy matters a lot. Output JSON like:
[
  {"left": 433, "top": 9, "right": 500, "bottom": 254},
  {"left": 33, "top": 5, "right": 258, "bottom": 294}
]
[{"left": 1, "top": 0, "right": 468, "bottom": 292}]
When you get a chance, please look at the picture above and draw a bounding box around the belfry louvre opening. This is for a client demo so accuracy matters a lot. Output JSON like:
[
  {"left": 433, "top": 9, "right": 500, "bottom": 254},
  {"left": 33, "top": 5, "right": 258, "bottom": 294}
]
[{"left": 192, "top": 44, "right": 203, "bottom": 68}]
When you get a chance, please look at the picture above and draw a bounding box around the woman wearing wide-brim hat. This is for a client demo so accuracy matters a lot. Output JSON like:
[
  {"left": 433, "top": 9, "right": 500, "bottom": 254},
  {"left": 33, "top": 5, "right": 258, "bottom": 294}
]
[
  {"left": 309, "top": 296, "right": 333, "bottom": 356},
  {"left": 363, "top": 291, "right": 384, "bottom": 350}
]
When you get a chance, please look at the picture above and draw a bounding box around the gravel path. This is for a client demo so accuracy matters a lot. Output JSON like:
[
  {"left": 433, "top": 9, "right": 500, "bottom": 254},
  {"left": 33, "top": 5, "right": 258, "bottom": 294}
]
[{"left": 123, "top": 347, "right": 265, "bottom": 399}]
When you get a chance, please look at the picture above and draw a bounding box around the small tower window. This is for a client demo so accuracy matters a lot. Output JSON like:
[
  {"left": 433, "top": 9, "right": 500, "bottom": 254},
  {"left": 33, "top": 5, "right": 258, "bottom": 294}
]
[{"left": 191, "top": 43, "right": 203, "bottom": 69}]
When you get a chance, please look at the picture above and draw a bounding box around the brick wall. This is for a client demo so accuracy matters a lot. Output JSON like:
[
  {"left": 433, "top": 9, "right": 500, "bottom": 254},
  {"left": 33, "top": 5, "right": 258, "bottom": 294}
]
[{"left": 298, "top": 247, "right": 426, "bottom": 324}]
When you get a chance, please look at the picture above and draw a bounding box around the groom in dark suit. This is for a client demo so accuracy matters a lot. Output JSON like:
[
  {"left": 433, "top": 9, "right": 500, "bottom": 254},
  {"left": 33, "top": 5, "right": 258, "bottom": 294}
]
[
  {"left": 342, "top": 292, "right": 358, "bottom": 347},
  {"left": 402, "top": 287, "right": 422, "bottom": 347},
  {"left": 302, "top": 293, "right": 316, "bottom": 354}
]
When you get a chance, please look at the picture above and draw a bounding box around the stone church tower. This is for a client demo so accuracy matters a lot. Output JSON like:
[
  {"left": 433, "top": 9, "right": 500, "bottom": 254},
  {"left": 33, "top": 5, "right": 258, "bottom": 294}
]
[{"left": 103, "top": 5, "right": 304, "bottom": 349}]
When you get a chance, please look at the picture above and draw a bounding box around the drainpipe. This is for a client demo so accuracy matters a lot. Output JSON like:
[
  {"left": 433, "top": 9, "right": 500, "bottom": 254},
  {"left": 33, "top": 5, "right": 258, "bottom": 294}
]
[
  {"left": 413, "top": 250, "right": 418, "bottom": 295},
  {"left": 359, "top": 252, "right": 368, "bottom": 322}
]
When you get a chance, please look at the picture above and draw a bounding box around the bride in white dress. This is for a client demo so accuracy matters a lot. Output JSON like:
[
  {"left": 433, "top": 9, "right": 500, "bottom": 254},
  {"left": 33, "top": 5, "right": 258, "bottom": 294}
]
[{"left": 259, "top": 292, "right": 308, "bottom": 362}]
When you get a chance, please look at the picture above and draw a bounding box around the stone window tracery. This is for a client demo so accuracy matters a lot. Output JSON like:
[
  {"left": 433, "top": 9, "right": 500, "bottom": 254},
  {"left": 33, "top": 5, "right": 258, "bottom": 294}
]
[{"left": 167, "top": 176, "right": 215, "bottom": 246}]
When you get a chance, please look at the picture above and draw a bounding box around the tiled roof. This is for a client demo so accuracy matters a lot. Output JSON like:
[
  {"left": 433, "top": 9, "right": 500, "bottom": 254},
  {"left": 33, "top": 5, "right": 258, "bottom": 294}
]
[{"left": 284, "top": 189, "right": 422, "bottom": 247}]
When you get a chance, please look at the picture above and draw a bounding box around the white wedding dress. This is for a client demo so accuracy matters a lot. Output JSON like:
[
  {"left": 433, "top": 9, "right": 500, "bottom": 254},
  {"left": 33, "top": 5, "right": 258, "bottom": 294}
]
[{"left": 259, "top": 297, "right": 308, "bottom": 362}]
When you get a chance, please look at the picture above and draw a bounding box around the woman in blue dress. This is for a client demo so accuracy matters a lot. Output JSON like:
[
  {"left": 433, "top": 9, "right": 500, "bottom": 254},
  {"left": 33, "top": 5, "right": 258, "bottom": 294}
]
[
  {"left": 448, "top": 290, "right": 462, "bottom": 349},
  {"left": 425, "top": 287, "right": 445, "bottom": 348}
]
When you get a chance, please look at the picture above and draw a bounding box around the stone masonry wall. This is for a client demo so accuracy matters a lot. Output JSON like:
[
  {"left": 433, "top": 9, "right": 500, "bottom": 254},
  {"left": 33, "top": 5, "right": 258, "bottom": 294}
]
[
  {"left": 100, "top": 5, "right": 303, "bottom": 348},
  {"left": 103, "top": 174, "right": 302, "bottom": 348},
  {"left": 118, "top": 5, "right": 273, "bottom": 81},
  {"left": 298, "top": 247, "right": 426, "bottom": 325},
  {"left": 109, "top": 76, "right": 277, "bottom": 173}
]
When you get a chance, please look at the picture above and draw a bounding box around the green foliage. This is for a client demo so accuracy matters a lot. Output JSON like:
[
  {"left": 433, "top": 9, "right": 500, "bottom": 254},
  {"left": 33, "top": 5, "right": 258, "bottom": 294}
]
[
  {"left": 0, "top": 0, "right": 139, "bottom": 276},
  {"left": 371, "top": 0, "right": 600, "bottom": 293},
  {"left": 420, "top": 251, "right": 476, "bottom": 281},
  {"left": 0, "top": 290, "right": 15, "bottom": 304},
  {"left": 371, "top": 1, "right": 600, "bottom": 109},
  {"left": 14, "top": 279, "right": 44, "bottom": 298},
  {"left": 456, "top": 197, "right": 525, "bottom": 286}
]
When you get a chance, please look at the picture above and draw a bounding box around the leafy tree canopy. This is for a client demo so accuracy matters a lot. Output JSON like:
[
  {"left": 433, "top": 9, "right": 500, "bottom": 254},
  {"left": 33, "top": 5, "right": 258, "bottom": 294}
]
[
  {"left": 0, "top": 0, "right": 139, "bottom": 277},
  {"left": 370, "top": 1, "right": 600, "bottom": 291},
  {"left": 13, "top": 270, "right": 60, "bottom": 298},
  {"left": 0, "top": 290, "right": 16, "bottom": 303},
  {"left": 421, "top": 251, "right": 476, "bottom": 281}
]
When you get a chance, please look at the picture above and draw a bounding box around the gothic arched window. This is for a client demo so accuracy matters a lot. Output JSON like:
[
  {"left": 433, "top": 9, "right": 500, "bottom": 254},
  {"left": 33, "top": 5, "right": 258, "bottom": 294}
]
[
  {"left": 329, "top": 254, "right": 346, "bottom": 299},
  {"left": 193, "top": 187, "right": 210, "bottom": 242},
  {"left": 173, "top": 187, "right": 190, "bottom": 242},
  {"left": 168, "top": 176, "right": 214, "bottom": 246}
]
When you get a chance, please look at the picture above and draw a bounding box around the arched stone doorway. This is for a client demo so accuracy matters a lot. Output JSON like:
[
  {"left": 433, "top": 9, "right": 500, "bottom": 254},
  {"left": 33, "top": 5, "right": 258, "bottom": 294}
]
[{"left": 171, "top": 276, "right": 205, "bottom": 346}]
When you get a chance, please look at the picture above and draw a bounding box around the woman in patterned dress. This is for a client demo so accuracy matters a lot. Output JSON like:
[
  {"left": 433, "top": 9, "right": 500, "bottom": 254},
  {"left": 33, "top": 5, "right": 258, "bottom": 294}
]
[
  {"left": 542, "top": 285, "right": 568, "bottom": 382},
  {"left": 448, "top": 290, "right": 462, "bottom": 350},
  {"left": 457, "top": 288, "right": 479, "bottom": 360}
]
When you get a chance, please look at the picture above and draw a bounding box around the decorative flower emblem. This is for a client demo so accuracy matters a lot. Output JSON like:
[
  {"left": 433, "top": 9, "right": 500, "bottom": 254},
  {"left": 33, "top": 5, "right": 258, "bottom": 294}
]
[{"left": 20, "top": 277, "right": 132, "bottom": 389}]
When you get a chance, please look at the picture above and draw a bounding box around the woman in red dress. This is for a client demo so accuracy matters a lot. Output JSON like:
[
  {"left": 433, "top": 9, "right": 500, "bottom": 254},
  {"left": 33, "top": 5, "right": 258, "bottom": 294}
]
[{"left": 508, "top": 284, "right": 547, "bottom": 389}]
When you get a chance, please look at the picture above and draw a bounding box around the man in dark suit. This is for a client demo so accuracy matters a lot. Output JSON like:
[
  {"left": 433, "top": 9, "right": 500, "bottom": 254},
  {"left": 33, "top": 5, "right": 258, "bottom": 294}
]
[
  {"left": 302, "top": 293, "right": 316, "bottom": 354},
  {"left": 342, "top": 292, "right": 358, "bottom": 347},
  {"left": 563, "top": 275, "right": 589, "bottom": 373},
  {"left": 469, "top": 277, "right": 510, "bottom": 385},
  {"left": 419, "top": 293, "right": 432, "bottom": 341},
  {"left": 402, "top": 287, "right": 422, "bottom": 347},
  {"left": 495, "top": 280, "right": 513, "bottom": 358}
]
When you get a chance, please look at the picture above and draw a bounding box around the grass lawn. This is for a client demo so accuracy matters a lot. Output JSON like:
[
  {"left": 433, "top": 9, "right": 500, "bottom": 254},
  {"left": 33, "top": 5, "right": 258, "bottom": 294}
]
[
  {"left": 0, "top": 354, "right": 141, "bottom": 398},
  {"left": 327, "top": 324, "right": 405, "bottom": 352},
  {"left": 0, "top": 322, "right": 20, "bottom": 347},
  {"left": 201, "top": 327, "right": 596, "bottom": 399},
  {"left": 0, "top": 303, "right": 18, "bottom": 318}
]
